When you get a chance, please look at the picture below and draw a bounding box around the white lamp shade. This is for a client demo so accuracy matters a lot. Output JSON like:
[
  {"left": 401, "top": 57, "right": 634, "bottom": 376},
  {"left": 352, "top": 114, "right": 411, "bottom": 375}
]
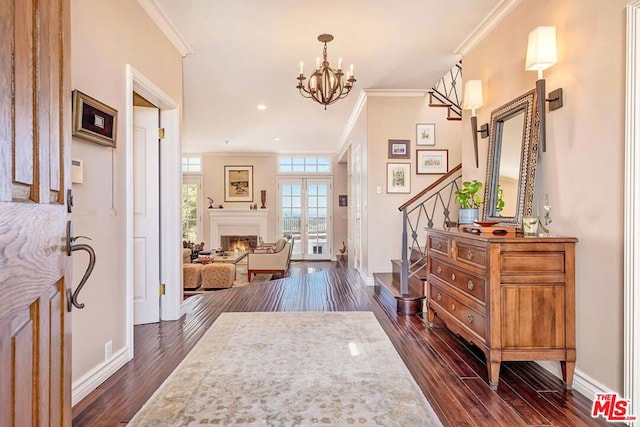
[
  {"left": 462, "top": 80, "right": 483, "bottom": 111},
  {"left": 525, "top": 26, "right": 557, "bottom": 71}
]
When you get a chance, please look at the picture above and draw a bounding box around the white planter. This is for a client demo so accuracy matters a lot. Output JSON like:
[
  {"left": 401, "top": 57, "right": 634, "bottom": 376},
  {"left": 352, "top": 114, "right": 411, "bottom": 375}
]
[{"left": 459, "top": 208, "right": 479, "bottom": 225}]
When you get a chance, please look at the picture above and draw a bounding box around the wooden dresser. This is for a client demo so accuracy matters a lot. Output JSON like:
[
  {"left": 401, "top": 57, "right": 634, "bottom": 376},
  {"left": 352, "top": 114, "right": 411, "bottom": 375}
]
[{"left": 426, "top": 228, "right": 577, "bottom": 389}]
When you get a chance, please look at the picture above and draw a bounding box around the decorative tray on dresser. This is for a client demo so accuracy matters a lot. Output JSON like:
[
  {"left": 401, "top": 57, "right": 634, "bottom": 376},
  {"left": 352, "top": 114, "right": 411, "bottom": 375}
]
[{"left": 426, "top": 228, "right": 578, "bottom": 390}]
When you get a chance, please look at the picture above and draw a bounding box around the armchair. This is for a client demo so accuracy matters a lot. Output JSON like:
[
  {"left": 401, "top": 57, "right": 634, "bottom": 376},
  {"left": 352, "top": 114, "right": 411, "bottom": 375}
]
[{"left": 247, "top": 237, "right": 294, "bottom": 279}]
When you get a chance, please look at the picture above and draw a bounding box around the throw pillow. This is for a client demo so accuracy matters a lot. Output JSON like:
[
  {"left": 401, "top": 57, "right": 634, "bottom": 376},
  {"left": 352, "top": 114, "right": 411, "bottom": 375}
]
[{"left": 273, "top": 238, "right": 287, "bottom": 253}]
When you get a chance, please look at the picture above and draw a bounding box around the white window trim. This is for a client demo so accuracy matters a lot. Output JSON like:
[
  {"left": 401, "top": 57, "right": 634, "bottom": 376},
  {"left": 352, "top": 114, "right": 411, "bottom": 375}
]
[
  {"left": 182, "top": 155, "right": 203, "bottom": 174},
  {"left": 277, "top": 154, "right": 333, "bottom": 175},
  {"left": 183, "top": 175, "right": 203, "bottom": 242}
]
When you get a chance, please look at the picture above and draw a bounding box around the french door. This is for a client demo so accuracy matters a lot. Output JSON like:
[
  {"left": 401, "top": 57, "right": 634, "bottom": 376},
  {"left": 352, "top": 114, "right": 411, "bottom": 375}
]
[{"left": 278, "top": 178, "right": 333, "bottom": 260}]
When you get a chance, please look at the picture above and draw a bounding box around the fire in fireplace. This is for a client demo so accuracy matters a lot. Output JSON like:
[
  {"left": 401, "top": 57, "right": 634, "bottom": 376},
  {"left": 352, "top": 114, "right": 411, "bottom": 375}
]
[{"left": 220, "top": 235, "right": 258, "bottom": 252}]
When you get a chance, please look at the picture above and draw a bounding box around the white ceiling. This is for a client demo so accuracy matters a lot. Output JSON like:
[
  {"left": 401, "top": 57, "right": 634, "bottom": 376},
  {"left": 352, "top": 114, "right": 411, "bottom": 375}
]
[{"left": 152, "top": 0, "right": 505, "bottom": 154}]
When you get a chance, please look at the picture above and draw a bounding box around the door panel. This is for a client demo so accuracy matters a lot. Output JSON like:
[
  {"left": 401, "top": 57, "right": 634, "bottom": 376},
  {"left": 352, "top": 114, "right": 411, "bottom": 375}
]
[
  {"left": 278, "top": 178, "right": 332, "bottom": 260},
  {"left": 133, "top": 106, "right": 160, "bottom": 324},
  {"left": 0, "top": 0, "right": 71, "bottom": 425}
]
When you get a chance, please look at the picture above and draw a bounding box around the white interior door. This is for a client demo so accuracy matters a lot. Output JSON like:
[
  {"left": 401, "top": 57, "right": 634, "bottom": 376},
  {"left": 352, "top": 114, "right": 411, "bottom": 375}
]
[
  {"left": 279, "top": 178, "right": 332, "bottom": 260},
  {"left": 352, "top": 145, "right": 362, "bottom": 270},
  {"left": 133, "top": 106, "right": 160, "bottom": 324}
]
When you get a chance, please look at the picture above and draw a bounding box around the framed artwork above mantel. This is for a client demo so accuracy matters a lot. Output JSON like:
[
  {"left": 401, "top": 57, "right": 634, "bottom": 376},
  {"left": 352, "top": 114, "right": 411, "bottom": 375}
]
[{"left": 224, "top": 165, "right": 253, "bottom": 202}]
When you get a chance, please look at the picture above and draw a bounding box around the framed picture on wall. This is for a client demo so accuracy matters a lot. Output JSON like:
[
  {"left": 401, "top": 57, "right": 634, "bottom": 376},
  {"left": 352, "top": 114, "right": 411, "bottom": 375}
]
[
  {"left": 387, "top": 163, "right": 411, "bottom": 193},
  {"left": 224, "top": 165, "right": 253, "bottom": 202},
  {"left": 72, "top": 90, "right": 118, "bottom": 147},
  {"left": 416, "top": 149, "right": 448, "bottom": 174},
  {"left": 387, "top": 139, "right": 410, "bottom": 159},
  {"left": 416, "top": 123, "right": 436, "bottom": 146}
]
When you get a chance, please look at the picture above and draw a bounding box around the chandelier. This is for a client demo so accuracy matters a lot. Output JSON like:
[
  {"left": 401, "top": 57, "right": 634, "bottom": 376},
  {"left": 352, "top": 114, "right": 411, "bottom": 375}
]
[{"left": 296, "top": 34, "right": 356, "bottom": 110}]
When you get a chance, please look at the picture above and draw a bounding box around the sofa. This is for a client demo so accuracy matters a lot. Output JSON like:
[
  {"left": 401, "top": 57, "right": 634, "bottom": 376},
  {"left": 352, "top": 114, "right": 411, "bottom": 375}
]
[{"left": 247, "top": 236, "right": 294, "bottom": 280}]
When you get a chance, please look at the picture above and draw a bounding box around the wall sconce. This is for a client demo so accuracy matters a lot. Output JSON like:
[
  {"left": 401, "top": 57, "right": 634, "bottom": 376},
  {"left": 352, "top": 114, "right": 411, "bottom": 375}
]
[
  {"left": 525, "top": 26, "right": 563, "bottom": 152},
  {"left": 463, "top": 80, "right": 489, "bottom": 168}
]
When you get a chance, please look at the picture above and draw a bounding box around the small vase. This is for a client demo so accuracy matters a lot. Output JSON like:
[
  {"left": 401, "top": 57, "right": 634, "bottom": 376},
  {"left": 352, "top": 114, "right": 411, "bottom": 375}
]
[
  {"left": 260, "top": 190, "right": 266, "bottom": 209},
  {"left": 459, "top": 208, "right": 479, "bottom": 225}
]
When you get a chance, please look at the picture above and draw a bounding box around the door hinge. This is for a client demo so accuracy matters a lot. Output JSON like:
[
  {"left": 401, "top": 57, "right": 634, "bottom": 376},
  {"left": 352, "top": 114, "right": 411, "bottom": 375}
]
[
  {"left": 159, "top": 283, "right": 166, "bottom": 295},
  {"left": 158, "top": 128, "right": 165, "bottom": 139}
]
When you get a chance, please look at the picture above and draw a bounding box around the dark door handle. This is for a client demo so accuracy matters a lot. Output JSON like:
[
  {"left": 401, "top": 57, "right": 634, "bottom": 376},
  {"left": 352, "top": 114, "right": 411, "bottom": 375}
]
[{"left": 66, "top": 221, "right": 97, "bottom": 312}]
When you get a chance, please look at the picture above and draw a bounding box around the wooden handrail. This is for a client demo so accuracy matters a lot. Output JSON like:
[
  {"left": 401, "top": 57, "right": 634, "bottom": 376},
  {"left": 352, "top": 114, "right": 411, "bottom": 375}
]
[{"left": 398, "top": 163, "right": 462, "bottom": 211}]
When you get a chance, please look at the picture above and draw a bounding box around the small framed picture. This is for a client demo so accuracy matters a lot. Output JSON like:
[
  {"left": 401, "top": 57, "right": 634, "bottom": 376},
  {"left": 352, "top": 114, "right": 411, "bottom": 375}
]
[
  {"left": 338, "top": 195, "right": 348, "bottom": 206},
  {"left": 72, "top": 90, "right": 118, "bottom": 147},
  {"left": 416, "top": 149, "right": 448, "bottom": 174},
  {"left": 224, "top": 165, "right": 254, "bottom": 202},
  {"left": 416, "top": 123, "right": 436, "bottom": 146},
  {"left": 387, "top": 163, "right": 411, "bottom": 193},
  {"left": 388, "top": 139, "right": 410, "bottom": 159}
]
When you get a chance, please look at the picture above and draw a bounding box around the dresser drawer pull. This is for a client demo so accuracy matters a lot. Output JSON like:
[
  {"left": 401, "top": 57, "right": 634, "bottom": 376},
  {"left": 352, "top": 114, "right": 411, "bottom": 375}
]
[
  {"left": 467, "top": 252, "right": 475, "bottom": 261},
  {"left": 451, "top": 303, "right": 456, "bottom": 311},
  {"left": 437, "top": 293, "right": 442, "bottom": 301},
  {"left": 467, "top": 280, "right": 474, "bottom": 291},
  {"left": 451, "top": 273, "right": 456, "bottom": 281},
  {"left": 436, "top": 266, "right": 442, "bottom": 274},
  {"left": 436, "top": 241, "right": 442, "bottom": 250},
  {"left": 467, "top": 314, "right": 474, "bottom": 324}
]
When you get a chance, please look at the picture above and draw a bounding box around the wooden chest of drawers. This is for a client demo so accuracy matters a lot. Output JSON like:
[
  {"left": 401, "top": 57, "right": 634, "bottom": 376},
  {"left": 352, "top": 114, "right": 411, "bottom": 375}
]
[{"left": 426, "top": 228, "right": 578, "bottom": 389}]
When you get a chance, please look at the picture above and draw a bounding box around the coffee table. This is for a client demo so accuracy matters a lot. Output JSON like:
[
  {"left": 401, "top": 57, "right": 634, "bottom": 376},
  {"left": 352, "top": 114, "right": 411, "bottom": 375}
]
[{"left": 196, "top": 252, "right": 247, "bottom": 264}]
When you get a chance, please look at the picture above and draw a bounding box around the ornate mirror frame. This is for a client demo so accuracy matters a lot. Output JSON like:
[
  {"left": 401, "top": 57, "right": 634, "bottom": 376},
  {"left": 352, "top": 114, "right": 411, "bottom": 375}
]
[{"left": 482, "top": 89, "right": 540, "bottom": 227}]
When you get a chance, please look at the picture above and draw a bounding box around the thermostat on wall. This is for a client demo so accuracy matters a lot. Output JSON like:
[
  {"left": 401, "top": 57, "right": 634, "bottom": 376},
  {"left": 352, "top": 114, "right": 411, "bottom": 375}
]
[{"left": 71, "top": 159, "right": 83, "bottom": 184}]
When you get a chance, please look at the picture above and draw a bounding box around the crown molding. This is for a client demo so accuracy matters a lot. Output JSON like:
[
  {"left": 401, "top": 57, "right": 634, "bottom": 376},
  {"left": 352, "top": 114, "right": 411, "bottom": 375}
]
[
  {"left": 455, "top": 0, "right": 523, "bottom": 56},
  {"left": 137, "top": 0, "right": 194, "bottom": 57}
]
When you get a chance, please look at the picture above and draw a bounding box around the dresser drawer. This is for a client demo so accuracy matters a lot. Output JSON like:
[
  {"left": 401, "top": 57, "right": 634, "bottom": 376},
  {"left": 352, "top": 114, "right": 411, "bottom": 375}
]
[
  {"left": 453, "top": 240, "right": 487, "bottom": 270},
  {"left": 430, "top": 259, "right": 486, "bottom": 303},
  {"left": 428, "top": 235, "right": 449, "bottom": 257},
  {"left": 430, "top": 282, "right": 486, "bottom": 340}
]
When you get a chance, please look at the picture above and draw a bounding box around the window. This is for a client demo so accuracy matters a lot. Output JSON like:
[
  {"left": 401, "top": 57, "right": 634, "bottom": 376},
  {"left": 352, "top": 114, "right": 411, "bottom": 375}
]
[
  {"left": 182, "top": 176, "right": 202, "bottom": 242},
  {"left": 182, "top": 156, "right": 202, "bottom": 173},
  {"left": 278, "top": 156, "right": 331, "bottom": 173}
]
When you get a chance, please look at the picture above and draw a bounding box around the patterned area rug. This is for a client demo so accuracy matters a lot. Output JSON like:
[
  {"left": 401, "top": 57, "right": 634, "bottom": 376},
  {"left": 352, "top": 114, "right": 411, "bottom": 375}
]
[{"left": 129, "top": 312, "right": 442, "bottom": 426}]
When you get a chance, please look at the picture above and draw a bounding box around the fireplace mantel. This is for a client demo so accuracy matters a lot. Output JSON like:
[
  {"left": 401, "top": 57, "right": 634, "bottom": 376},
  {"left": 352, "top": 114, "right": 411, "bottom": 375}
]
[{"left": 207, "top": 209, "right": 269, "bottom": 249}]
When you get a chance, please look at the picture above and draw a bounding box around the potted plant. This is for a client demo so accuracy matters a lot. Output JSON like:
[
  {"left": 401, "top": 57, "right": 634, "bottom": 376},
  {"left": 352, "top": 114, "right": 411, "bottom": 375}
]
[
  {"left": 455, "top": 180, "right": 483, "bottom": 224},
  {"left": 496, "top": 186, "right": 505, "bottom": 216}
]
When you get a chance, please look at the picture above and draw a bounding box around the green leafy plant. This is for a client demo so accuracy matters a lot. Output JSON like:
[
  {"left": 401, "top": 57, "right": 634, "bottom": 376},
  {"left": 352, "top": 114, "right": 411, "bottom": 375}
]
[
  {"left": 496, "top": 186, "right": 505, "bottom": 214},
  {"left": 455, "top": 180, "right": 483, "bottom": 209}
]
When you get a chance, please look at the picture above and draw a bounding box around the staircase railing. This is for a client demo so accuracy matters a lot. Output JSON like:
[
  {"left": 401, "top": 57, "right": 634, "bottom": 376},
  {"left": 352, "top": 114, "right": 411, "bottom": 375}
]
[
  {"left": 431, "top": 61, "right": 463, "bottom": 118},
  {"left": 397, "top": 163, "right": 463, "bottom": 295}
]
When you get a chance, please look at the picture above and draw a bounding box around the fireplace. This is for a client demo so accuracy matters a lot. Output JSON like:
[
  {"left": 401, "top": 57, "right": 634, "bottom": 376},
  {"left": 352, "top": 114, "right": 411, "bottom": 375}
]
[
  {"left": 221, "top": 235, "right": 258, "bottom": 252},
  {"left": 208, "top": 209, "right": 269, "bottom": 252}
]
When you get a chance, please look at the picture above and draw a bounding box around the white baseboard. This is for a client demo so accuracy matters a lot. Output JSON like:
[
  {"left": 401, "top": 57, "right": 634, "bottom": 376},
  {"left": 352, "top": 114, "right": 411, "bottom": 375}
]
[
  {"left": 537, "top": 361, "right": 615, "bottom": 400},
  {"left": 71, "top": 347, "right": 130, "bottom": 406}
]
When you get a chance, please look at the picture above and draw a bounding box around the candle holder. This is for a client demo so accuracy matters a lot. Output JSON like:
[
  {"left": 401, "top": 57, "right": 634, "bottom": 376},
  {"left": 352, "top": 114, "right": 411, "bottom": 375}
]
[{"left": 261, "top": 190, "right": 266, "bottom": 209}]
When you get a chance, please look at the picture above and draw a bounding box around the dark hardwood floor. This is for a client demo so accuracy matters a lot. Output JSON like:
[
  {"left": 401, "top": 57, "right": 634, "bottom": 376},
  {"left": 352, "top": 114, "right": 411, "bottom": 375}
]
[{"left": 72, "top": 264, "right": 612, "bottom": 426}]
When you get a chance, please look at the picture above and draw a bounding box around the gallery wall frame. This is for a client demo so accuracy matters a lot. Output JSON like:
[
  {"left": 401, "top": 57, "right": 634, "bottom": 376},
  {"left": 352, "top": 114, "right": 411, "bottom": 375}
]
[
  {"left": 72, "top": 90, "right": 118, "bottom": 147},
  {"left": 416, "top": 123, "right": 436, "bottom": 146},
  {"left": 416, "top": 149, "right": 448, "bottom": 175},
  {"left": 388, "top": 139, "right": 410, "bottom": 159},
  {"left": 386, "top": 163, "right": 411, "bottom": 193},
  {"left": 224, "top": 165, "right": 253, "bottom": 202}
]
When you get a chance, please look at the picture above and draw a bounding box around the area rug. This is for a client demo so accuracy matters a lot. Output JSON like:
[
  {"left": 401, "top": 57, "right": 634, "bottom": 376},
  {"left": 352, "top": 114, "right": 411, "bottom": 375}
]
[{"left": 128, "top": 312, "right": 442, "bottom": 426}]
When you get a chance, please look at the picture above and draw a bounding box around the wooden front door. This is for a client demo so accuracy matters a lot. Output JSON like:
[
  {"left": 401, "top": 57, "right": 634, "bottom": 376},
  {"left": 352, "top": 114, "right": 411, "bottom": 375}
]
[{"left": 0, "top": 0, "right": 72, "bottom": 425}]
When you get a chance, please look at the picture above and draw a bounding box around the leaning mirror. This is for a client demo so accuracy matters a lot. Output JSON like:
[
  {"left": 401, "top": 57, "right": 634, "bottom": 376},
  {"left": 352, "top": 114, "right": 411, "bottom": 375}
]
[{"left": 482, "top": 89, "right": 539, "bottom": 227}]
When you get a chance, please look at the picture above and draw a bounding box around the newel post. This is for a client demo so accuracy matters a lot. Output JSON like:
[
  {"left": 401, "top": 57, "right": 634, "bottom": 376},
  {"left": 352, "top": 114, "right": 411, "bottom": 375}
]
[{"left": 400, "top": 207, "right": 409, "bottom": 295}]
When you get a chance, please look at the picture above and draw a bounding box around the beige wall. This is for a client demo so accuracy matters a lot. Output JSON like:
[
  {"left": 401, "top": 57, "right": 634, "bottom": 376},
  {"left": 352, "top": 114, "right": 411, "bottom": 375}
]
[
  {"left": 463, "top": 0, "right": 627, "bottom": 392},
  {"left": 199, "top": 153, "right": 347, "bottom": 258},
  {"left": 70, "top": 0, "right": 183, "bottom": 382},
  {"left": 362, "top": 95, "right": 462, "bottom": 275}
]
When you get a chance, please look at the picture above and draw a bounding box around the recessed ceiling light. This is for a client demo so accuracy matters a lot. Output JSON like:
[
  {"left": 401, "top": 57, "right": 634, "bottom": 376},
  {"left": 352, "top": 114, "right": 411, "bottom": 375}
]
[
  {"left": 225, "top": 140, "right": 230, "bottom": 144},
  {"left": 257, "top": 104, "right": 267, "bottom": 110},
  {"left": 274, "top": 137, "right": 280, "bottom": 141}
]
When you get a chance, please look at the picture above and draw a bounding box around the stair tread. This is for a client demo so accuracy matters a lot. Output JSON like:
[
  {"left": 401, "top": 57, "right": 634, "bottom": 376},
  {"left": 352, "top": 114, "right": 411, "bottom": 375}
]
[{"left": 373, "top": 272, "right": 425, "bottom": 298}]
